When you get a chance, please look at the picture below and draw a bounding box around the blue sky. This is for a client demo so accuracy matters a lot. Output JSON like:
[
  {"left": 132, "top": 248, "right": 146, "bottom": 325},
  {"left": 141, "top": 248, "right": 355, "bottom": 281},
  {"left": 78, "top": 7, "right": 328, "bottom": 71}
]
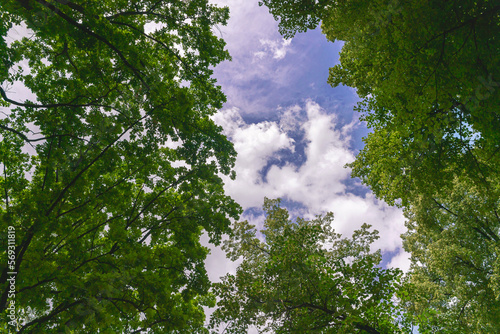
[
  {"left": 204, "top": 0, "right": 411, "bottom": 283},
  {"left": 3, "top": 0, "right": 411, "bottom": 278},
  {"left": 2, "top": 2, "right": 411, "bottom": 331}
]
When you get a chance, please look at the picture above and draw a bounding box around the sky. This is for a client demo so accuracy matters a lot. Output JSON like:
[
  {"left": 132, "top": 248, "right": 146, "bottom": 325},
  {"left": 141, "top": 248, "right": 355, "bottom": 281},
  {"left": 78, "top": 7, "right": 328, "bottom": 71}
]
[
  {"left": 3, "top": 1, "right": 411, "bottom": 328},
  {"left": 203, "top": 0, "right": 411, "bottom": 285},
  {"left": 2, "top": 1, "right": 411, "bottom": 277}
]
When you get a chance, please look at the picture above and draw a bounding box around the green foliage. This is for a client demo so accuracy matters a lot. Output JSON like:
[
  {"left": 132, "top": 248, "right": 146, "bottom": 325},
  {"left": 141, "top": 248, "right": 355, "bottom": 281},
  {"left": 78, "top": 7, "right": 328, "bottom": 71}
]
[
  {"left": 400, "top": 175, "right": 500, "bottom": 333},
  {"left": 258, "top": 0, "right": 328, "bottom": 39},
  {"left": 0, "top": 0, "right": 241, "bottom": 332},
  {"left": 322, "top": 1, "right": 500, "bottom": 330},
  {"left": 261, "top": 0, "right": 500, "bottom": 331},
  {"left": 211, "top": 198, "right": 405, "bottom": 334},
  {"left": 332, "top": 0, "right": 500, "bottom": 208}
]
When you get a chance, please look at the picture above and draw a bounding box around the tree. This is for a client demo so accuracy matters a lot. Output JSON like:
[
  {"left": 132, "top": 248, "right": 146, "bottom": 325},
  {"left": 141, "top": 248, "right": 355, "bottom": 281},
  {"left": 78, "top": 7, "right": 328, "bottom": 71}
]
[
  {"left": 258, "top": 0, "right": 328, "bottom": 39},
  {"left": 210, "top": 198, "right": 405, "bottom": 334},
  {"left": 321, "top": 2, "right": 500, "bottom": 330},
  {"left": 263, "top": 1, "right": 500, "bottom": 199},
  {"left": 0, "top": 0, "right": 241, "bottom": 332},
  {"left": 261, "top": 0, "right": 500, "bottom": 330},
  {"left": 324, "top": 0, "right": 500, "bottom": 205},
  {"left": 400, "top": 175, "right": 500, "bottom": 333}
]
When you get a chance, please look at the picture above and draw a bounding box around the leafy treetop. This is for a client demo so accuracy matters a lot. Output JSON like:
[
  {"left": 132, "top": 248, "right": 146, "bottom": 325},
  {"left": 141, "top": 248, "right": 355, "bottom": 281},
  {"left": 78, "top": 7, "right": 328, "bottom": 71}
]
[
  {"left": 0, "top": 0, "right": 241, "bottom": 332},
  {"left": 211, "top": 198, "right": 406, "bottom": 334}
]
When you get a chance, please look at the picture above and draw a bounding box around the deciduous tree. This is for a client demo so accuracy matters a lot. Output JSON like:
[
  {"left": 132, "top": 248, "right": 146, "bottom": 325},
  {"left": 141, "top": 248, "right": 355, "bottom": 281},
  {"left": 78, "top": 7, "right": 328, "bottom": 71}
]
[
  {"left": 258, "top": 0, "right": 328, "bottom": 39},
  {"left": 211, "top": 198, "right": 405, "bottom": 334},
  {"left": 0, "top": 0, "right": 241, "bottom": 332},
  {"left": 261, "top": 0, "right": 500, "bottom": 331},
  {"left": 400, "top": 175, "right": 500, "bottom": 333}
]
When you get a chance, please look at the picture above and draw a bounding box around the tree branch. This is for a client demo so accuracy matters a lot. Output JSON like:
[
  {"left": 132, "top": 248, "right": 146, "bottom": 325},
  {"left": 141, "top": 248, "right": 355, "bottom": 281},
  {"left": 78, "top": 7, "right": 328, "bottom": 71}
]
[
  {"left": 44, "top": 113, "right": 148, "bottom": 217},
  {"left": 33, "top": 0, "right": 148, "bottom": 86}
]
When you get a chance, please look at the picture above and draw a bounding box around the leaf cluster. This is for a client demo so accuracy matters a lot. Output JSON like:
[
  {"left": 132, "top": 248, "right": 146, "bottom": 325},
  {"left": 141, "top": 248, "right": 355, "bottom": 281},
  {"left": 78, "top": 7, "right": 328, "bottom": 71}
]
[
  {"left": 0, "top": 0, "right": 241, "bottom": 332},
  {"left": 211, "top": 198, "right": 404, "bottom": 334}
]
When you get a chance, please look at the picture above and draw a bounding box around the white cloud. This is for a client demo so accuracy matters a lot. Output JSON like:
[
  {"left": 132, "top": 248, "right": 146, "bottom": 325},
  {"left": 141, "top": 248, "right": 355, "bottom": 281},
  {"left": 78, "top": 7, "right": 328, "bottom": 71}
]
[
  {"left": 278, "top": 104, "right": 303, "bottom": 132},
  {"left": 325, "top": 194, "right": 406, "bottom": 253},
  {"left": 214, "top": 101, "right": 352, "bottom": 209},
  {"left": 212, "top": 101, "right": 407, "bottom": 258},
  {"left": 388, "top": 248, "right": 412, "bottom": 273},
  {"left": 255, "top": 38, "right": 293, "bottom": 60},
  {"left": 212, "top": 107, "right": 295, "bottom": 207}
]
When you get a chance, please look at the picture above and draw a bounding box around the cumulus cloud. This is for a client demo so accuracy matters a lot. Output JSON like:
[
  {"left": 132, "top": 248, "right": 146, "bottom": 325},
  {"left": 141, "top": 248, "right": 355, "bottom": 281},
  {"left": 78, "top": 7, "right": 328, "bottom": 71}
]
[
  {"left": 214, "top": 101, "right": 352, "bottom": 209},
  {"left": 254, "top": 38, "right": 293, "bottom": 60},
  {"left": 212, "top": 101, "right": 409, "bottom": 271},
  {"left": 388, "top": 249, "right": 412, "bottom": 273},
  {"left": 206, "top": 0, "right": 410, "bottom": 279},
  {"left": 212, "top": 107, "right": 295, "bottom": 205}
]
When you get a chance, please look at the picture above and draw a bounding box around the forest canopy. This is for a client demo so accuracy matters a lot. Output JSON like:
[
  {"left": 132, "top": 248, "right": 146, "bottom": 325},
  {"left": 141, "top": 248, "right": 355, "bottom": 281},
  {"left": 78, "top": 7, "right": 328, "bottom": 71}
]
[
  {"left": 0, "top": 0, "right": 240, "bottom": 332},
  {"left": 0, "top": 0, "right": 499, "bottom": 333},
  {"left": 261, "top": 0, "right": 500, "bottom": 331}
]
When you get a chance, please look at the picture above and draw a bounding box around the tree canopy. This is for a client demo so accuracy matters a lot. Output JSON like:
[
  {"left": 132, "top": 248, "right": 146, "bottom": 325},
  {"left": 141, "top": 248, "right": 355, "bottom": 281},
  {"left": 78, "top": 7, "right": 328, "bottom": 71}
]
[
  {"left": 211, "top": 198, "right": 405, "bottom": 334},
  {"left": 1, "top": 0, "right": 499, "bottom": 332},
  {"left": 0, "top": 0, "right": 240, "bottom": 332},
  {"left": 261, "top": 0, "right": 500, "bottom": 331},
  {"left": 401, "top": 175, "right": 500, "bottom": 333},
  {"left": 258, "top": 0, "right": 328, "bottom": 39}
]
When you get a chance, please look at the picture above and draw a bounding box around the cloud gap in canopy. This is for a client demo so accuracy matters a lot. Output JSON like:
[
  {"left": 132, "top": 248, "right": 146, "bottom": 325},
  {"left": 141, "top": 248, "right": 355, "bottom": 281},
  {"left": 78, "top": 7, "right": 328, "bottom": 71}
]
[{"left": 207, "top": 0, "right": 410, "bottom": 273}]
